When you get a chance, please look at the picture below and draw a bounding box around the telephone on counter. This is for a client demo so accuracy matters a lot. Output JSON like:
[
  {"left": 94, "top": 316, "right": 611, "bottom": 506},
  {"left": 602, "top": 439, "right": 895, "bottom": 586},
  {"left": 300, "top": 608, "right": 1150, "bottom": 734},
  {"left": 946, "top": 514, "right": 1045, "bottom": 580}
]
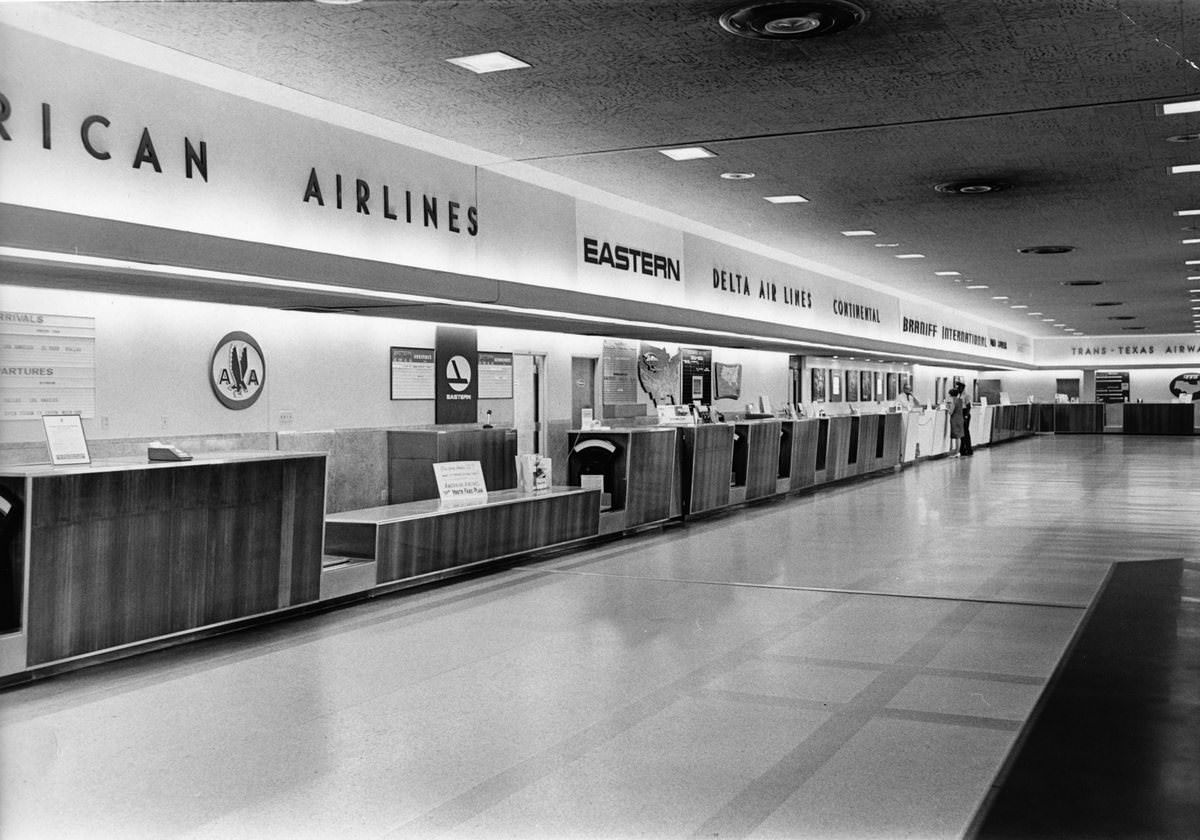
[{"left": 147, "top": 441, "right": 193, "bottom": 462}]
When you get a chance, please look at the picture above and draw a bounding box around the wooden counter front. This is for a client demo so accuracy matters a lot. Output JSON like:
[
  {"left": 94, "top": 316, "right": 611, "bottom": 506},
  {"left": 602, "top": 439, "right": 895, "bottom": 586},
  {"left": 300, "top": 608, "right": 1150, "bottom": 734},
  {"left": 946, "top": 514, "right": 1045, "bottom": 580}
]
[
  {"left": 5, "top": 452, "right": 326, "bottom": 668},
  {"left": 678, "top": 424, "right": 733, "bottom": 516},
  {"left": 567, "top": 428, "right": 680, "bottom": 532},
  {"left": 388, "top": 427, "right": 517, "bottom": 503},
  {"left": 735, "top": 420, "right": 783, "bottom": 502},
  {"left": 1122, "top": 403, "right": 1196, "bottom": 435},
  {"left": 325, "top": 487, "right": 600, "bottom": 584},
  {"left": 1052, "top": 404, "right": 1105, "bottom": 434}
]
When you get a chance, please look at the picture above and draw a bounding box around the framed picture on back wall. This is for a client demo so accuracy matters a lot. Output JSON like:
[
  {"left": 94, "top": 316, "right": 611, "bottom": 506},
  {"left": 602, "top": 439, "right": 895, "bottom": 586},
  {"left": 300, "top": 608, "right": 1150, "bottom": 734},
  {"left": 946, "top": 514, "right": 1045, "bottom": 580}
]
[
  {"left": 811, "top": 368, "right": 827, "bottom": 401},
  {"left": 845, "top": 371, "right": 859, "bottom": 401}
]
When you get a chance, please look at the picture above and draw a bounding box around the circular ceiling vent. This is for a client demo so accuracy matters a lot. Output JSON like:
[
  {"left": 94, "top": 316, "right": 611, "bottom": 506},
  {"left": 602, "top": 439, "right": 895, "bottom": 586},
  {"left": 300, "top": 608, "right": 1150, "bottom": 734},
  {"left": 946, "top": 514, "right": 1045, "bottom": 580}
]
[
  {"left": 1061, "top": 280, "right": 1102, "bottom": 286},
  {"left": 933, "top": 179, "right": 1009, "bottom": 195},
  {"left": 718, "top": 1, "right": 868, "bottom": 39},
  {"left": 1019, "top": 245, "right": 1076, "bottom": 255}
]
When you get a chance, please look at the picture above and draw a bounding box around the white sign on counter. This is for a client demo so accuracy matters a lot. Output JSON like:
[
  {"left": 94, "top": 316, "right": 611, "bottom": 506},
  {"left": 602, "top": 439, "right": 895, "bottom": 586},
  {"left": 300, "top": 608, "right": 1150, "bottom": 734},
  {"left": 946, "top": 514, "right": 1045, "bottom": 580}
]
[{"left": 433, "top": 460, "right": 488, "bottom": 504}]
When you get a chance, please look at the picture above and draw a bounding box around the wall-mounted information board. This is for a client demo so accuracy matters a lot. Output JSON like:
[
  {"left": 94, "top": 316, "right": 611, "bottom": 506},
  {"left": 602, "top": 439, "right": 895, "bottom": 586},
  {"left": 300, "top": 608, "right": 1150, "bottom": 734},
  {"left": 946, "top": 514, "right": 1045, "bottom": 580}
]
[
  {"left": 390, "top": 347, "right": 435, "bottom": 400},
  {"left": 602, "top": 339, "right": 639, "bottom": 404},
  {"left": 0, "top": 312, "right": 96, "bottom": 420},
  {"left": 478, "top": 352, "right": 514, "bottom": 399},
  {"left": 681, "top": 348, "right": 712, "bottom": 404},
  {"left": 1095, "top": 370, "right": 1130, "bottom": 403}
]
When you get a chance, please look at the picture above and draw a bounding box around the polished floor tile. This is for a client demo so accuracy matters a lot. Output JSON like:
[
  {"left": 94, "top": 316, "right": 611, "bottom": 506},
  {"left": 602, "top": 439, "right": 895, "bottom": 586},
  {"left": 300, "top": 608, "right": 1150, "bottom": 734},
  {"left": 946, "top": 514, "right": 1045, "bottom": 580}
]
[{"left": 3, "top": 436, "right": 1199, "bottom": 839}]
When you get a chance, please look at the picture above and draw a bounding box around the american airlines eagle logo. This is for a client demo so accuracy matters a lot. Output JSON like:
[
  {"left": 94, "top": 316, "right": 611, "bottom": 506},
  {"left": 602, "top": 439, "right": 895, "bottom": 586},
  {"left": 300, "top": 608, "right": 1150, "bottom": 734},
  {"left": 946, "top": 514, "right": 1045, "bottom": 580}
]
[{"left": 210, "top": 331, "right": 266, "bottom": 410}]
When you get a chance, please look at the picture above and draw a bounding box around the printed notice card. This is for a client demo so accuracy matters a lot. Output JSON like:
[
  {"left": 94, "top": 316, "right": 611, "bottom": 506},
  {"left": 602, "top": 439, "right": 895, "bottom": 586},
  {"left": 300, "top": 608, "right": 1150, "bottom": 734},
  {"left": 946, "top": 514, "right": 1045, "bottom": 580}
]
[
  {"left": 432, "top": 461, "right": 488, "bottom": 505},
  {"left": 41, "top": 413, "right": 90, "bottom": 465}
]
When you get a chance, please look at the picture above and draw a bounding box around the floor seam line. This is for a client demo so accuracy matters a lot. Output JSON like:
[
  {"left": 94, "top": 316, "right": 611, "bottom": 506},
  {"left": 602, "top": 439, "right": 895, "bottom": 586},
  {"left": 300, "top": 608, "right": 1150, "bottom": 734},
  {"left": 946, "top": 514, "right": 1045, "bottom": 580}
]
[{"left": 514, "top": 565, "right": 1090, "bottom": 610}]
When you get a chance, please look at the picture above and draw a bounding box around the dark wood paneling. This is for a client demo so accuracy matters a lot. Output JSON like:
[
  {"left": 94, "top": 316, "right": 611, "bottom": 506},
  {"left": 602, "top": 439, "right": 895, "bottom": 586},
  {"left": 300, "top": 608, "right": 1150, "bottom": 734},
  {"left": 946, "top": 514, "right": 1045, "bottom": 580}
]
[
  {"left": 680, "top": 425, "right": 733, "bottom": 515},
  {"left": 825, "top": 417, "right": 852, "bottom": 481},
  {"left": 788, "top": 420, "right": 819, "bottom": 491},
  {"left": 743, "top": 421, "right": 782, "bottom": 501},
  {"left": 991, "top": 404, "right": 1034, "bottom": 442},
  {"left": 1054, "top": 404, "right": 1105, "bottom": 434},
  {"left": 881, "top": 414, "right": 903, "bottom": 466},
  {"left": 24, "top": 456, "right": 325, "bottom": 666},
  {"left": 853, "top": 415, "right": 879, "bottom": 475},
  {"left": 388, "top": 428, "right": 518, "bottom": 503},
  {"left": 624, "top": 430, "right": 677, "bottom": 528},
  {"left": 374, "top": 492, "right": 600, "bottom": 584},
  {"left": 1123, "top": 404, "right": 1195, "bottom": 435},
  {"left": 287, "top": 457, "right": 327, "bottom": 605}
]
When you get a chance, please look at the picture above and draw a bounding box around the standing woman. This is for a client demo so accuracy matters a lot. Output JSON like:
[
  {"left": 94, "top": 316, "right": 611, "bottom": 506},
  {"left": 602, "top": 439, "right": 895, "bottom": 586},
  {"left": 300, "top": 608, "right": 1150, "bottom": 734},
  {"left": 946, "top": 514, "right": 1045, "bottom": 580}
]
[
  {"left": 947, "top": 385, "right": 965, "bottom": 457},
  {"left": 960, "top": 387, "right": 974, "bottom": 456}
]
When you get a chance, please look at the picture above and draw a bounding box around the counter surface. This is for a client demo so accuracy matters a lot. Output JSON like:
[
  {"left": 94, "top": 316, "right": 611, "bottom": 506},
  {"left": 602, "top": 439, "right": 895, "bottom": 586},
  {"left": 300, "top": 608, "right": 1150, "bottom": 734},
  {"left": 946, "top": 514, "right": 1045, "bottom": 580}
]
[
  {"left": 326, "top": 486, "right": 595, "bottom": 525},
  {"left": 1, "top": 450, "right": 323, "bottom": 478}
]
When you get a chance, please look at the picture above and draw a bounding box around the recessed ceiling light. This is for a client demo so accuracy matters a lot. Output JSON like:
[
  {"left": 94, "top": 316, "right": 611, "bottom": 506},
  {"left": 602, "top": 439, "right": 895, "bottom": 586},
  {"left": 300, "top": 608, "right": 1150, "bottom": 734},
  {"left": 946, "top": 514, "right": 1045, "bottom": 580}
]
[
  {"left": 934, "top": 179, "right": 1009, "bottom": 194},
  {"left": 1028, "top": 312, "right": 1043, "bottom": 316},
  {"left": 873, "top": 243, "right": 901, "bottom": 247},
  {"left": 1184, "top": 239, "right": 1200, "bottom": 244},
  {"left": 934, "top": 271, "right": 961, "bottom": 276},
  {"left": 1011, "top": 304, "right": 1028, "bottom": 309},
  {"left": 1187, "top": 260, "right": 1200, "bottom": 265},
  {"left": 1160, "top": 99, "right": 1200, "bottom": 115},
  {"left": 966, "top": 284, "right": 989, "bottom": 289},
  {"left": 1019, "top": 245, "right": 1075, "bottom": 255},
  {"left": 763, "top": 193, "right": 811, "bottom": 204},
  {"left": 1042, "top": 318, "right": 1055, "bottom": 322},
  {"left": 841, "top": 230, "right": 876, "bottom": 236},
  {"left": 720, "top": 172, "right": 756, "bottom": 180},
  {"left": 660, "top": 146, "right": 716, "bottom": 161},
  {"left": 1170, "top": 164, "right": 1200, "bottom": 174},
  {"left": 991, "top": 295, "right": 1009, "bottom": 300},
  {"left": 445, "top": 51, "right": 531, "bottom": 74},
  {"left": 1175, "top": 209, "right": 1200, "bottom": 216},
  {"left": 896, "top": 253, "right": 925, "bottom": 259}
]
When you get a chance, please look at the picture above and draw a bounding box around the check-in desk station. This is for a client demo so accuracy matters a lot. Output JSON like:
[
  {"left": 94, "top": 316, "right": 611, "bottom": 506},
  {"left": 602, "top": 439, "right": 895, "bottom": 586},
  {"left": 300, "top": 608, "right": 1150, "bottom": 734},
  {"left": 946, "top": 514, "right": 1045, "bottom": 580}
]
[
  {"left": 0, "top": 452, "right": 326, "bottom": 676},
  {"left": 4, "top": 395, "right": 1189, "bottom": 682}
]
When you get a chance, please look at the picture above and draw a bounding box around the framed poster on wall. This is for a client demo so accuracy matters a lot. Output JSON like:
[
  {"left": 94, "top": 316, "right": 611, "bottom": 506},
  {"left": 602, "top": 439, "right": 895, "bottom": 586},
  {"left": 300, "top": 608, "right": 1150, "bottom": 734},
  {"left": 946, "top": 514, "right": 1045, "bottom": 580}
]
[
  {"left": 886, "top": 373, "right": 898, "bottom": 400},
  {"left": 845, "top": 371, "right": 859, "bottom": 401},
  {"left": 860, "top": 371, "right": 872, "bottom": 401},
  {"left": 830, "top": 370, "right": 841, "bottom": 401},
  {"left": 811, "top": 368, "right": 826, "bottom": 401}
]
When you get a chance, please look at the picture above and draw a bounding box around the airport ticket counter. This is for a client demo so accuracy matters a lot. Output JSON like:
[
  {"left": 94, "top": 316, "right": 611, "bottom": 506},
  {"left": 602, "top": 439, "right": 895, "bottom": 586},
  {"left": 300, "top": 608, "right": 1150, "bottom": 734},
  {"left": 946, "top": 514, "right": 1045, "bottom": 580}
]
[
  {"left": 0, "top": 452, "right": 326, "bottom": 679},
  {"left": 567, "top": 427, "right": 682, "bottom": 534},
  {"left": 324, "top": 486, "right": 601, "bottom": 592}
]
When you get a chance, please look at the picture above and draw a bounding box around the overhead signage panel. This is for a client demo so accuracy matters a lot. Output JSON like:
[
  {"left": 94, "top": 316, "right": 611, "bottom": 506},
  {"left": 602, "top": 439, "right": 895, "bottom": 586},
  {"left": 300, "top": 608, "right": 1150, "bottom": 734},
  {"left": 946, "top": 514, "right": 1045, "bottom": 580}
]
[
  {"left": 575, "top": 201, "right": 686, "bottom": 306},
  {"left": 1035, "top": 336, "right": 1200, "bottom": 368}
]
